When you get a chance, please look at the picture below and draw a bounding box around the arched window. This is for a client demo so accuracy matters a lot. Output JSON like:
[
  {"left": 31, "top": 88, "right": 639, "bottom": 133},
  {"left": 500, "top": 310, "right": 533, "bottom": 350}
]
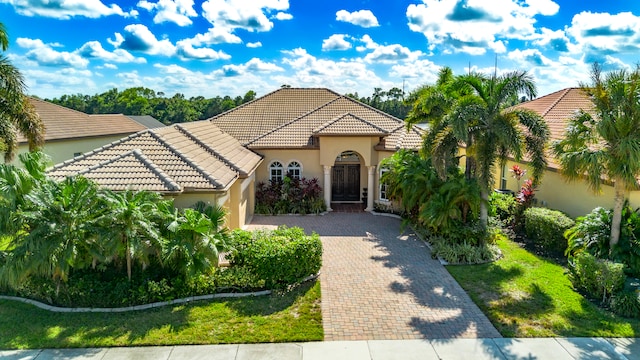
[
  {"left": 269, "top": 161, "right": 284, "bottom": 181},
  {"left": 287, "top": 161, "right": 302, "bottom": 179}
]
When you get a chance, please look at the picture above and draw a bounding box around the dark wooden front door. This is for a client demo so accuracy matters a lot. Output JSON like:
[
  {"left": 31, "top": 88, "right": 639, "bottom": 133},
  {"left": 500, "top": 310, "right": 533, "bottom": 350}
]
[{"left": 332, "top": 164, "right": 360, "bottom": 201}]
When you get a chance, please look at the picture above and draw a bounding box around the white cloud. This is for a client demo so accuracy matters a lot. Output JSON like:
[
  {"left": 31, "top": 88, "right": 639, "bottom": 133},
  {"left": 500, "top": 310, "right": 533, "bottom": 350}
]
[
  {"left": 0, "top": 0, "right": 137, "bottom": 19},
  {"left": 247, "top": 42, "right": 262, "bottom": 48},
  {"left": 77, "top": 41, "right": 147, "bottom": 63},
  {"left": 109, "top": 24, "right": 176, "bottom": 56},
  {"left": 137, "top": 0, "right": 197, "bottom": 26},
  {"left": 406, "top": 0, "right": 559, "bottom": 55},
  {"left": 365, "top": 44, "right": 423, "bottom": 64},
  {"left": 201, "top": 0, "right": 289, "bottom": 33},
  {"left": 336, "top": 9, "right": 379, "bottom": 28},
  {"left": 175, "top": 40, "right": 231, "bottom": 60},
  {"left": 181, "top": 27, "right": 242, "bottom": 47},
  {"left": 566, "top": 11, "right": 640, "bottom": 54},
  {"left": 322, "top": 34, "right": 352, "bottom": 51},
  {"left": 355, "top": 35, "right": 378, "bottom": 52},
  {"left": 21, "top": 68, "right": 97, "bottom": 98},
  {"left": 507, "top": 48, "right": 553, "bottom": 66},
  {"left": 214, "top": 58, "right": 284, "bottom": 77},
  {"left": 102, "top": 63, "right": 118, "bottom": 69},
  {"left": 16, "top": 38, "right": 89, "bottom": 68},
  {"left": 274, "top": 12, "right": 293, "bottom": 20},
  {"left": 389, "top": 59, "right": 440, "bottom": 81}
]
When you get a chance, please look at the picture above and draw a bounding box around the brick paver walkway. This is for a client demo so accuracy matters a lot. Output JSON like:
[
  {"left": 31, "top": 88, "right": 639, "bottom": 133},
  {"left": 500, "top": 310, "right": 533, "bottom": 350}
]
[{"left": 247, "top": 212, "right": 501, "bottom": 341}]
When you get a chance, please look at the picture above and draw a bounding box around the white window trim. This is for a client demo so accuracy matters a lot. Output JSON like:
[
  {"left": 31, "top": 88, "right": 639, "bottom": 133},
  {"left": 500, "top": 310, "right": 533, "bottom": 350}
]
[
  {"left": 287, "top": 160, "right": 303, "bottom": 179},
  {"left": 269, "top": 161, "right": 284, "bottom": 181}
]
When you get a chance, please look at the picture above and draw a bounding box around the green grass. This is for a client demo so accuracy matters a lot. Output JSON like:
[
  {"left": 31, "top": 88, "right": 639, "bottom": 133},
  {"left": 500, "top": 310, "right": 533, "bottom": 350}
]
[
  {"left": 0, "top": 280, "right": 323, "bottom": 349},
  {"left": 447, "top": 236, "right": 640, "bottom": 337}
]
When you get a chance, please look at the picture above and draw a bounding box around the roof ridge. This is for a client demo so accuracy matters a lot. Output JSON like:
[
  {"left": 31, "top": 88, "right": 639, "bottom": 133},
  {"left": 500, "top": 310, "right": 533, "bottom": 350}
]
[
  {"left": 246, "top": 95, "right": 344, "bottom": 146},
  {"left": 337, "top": 94, "right": 405, "bottom": 124},
  {"left": 541, "top": 88, "right": 573, "bottom": 117},
  {"left": 30, "top": 97, "right": 92, "bottom": 119},
  {"left": 148, "top": 129, "right": 226, "bottom": 189},
  {"left": 77, "top": 149, "right": 182, "bottom": 193},
  {"left": 313, "top": 113, "right": 390, "bottom": 134},
  {"left": 175, "top": 124, "right": 245, "bottom": 175},
  {"left": 47, "top": 130, "right": 153, "bottom": 171}
]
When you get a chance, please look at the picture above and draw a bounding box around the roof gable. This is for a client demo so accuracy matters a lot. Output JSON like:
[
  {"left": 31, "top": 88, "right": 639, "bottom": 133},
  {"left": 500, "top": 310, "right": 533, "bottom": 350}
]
[
  {"left": 21, "top": 98, "right": 149, "bottom": 143},
  {"left": 48, "top": 122, "right": 263, "bottom": 193},
  {"left": 313, "top": 113, "right": 389, "bottom": 136}
]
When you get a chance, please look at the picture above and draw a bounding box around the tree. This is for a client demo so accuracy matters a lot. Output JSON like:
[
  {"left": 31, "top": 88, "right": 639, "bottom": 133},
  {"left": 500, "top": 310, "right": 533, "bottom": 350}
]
[
  {"left": 553, "top": 63, "right": 640, "bottom": 248},
  {"left": 417, "top": 69, "right": 549, "bottom": 227},
  {"left": 0, "top": 22, "right": 44, "bottom": 162},
  {"left": 97, "top": 189, "right": 163, "bottom": 280}
]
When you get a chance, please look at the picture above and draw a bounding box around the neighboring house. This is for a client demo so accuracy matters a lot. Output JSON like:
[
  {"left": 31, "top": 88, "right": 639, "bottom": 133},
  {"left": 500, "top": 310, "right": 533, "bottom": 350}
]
[
  {"left": 497, "top": 87, "right": 640, "bottom": 218},
  {"left": 48, "top": 88, "right": 423, "bottom": 228},
  {"left": 16, "top": 98, "right": 164, "bottom": 165}
]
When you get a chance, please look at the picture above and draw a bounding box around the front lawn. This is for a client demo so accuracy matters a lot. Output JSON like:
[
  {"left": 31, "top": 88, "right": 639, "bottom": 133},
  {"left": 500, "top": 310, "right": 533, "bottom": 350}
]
[
  {"left": 447, "top": 236, "right": 640, "bottom": 337},
  {"left": 0, "top": 280, "right": 322, "bottom": 349}
]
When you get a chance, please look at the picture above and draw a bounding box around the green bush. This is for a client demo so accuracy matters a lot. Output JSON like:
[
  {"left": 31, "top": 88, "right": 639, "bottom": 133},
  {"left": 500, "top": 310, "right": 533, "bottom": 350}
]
[
  {"left": 489, "top": 192, "right": 517, "bottom": 226},
  {"left": 611, "top": 291, "right": 640, "bottom": 318},
  {"left": 524, "top": 207, "right": 575, "bottom": 253},
  {"left": 229, "top": 226, "right": 322, "bottom": 289},
  {"left": 569, "top": 252, "right": 625, "bottom": 303},
  {"left": 430, "top": 236, "right": 501, "bottom": 264}
]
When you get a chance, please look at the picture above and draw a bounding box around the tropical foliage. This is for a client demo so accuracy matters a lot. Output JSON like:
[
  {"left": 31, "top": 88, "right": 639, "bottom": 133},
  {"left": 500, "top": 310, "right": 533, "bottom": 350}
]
[
  {"left": 0, "top": 22, "right": 44, "bottom": 162},
  {"left": 255, "top": 175, "right": 325, "bottom": 215},
  {"left": 553, "top": 63, "right": 640, "bottom": 248},
  {"left": 408, "top": 67, "right": 549, "bottom": 227}
]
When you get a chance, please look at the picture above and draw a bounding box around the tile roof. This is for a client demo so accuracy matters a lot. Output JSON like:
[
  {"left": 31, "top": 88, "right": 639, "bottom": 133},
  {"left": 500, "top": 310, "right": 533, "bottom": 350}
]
[
  {"left": 226, "top": 89, "right": 422, "bottom": 150},
  {"left": 512, "top": 87, "right": 595, "bottom": 143},
  {"left": 312, "top": 113, "right": 389, "bottom": 136},
  {"left": 511, "top": 87, "right": 596, "bottom": 170},
  {"left": 20, "top": 98, "right": 149, "bottom": 143},
  {"left": 209, "top": 88, "right": 342, "bottom": 144},
  {"left": 126, "top": 115, "right": 166, "bottom": 129},
  {"left": 48, "top": 122, "right": 263, "bottom": 193}
]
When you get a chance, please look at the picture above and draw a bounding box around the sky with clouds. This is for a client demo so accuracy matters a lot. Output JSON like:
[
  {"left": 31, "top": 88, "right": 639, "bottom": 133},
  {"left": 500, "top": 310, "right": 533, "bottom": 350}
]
[{"left": 1, "top": 0, "right": 639, "bottom": 100}]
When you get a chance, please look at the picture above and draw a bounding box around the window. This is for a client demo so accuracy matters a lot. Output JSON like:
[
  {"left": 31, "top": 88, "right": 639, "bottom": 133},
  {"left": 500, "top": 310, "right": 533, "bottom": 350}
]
[
  {"left": 287, "top": 161, "right": 302, "bottom": 179},
  {"left": 269, "top": 161, "right": 284, "bottom": 181},
  {"left": 500, "top": 164, "right": 507, "bottom": 189},
  {"left": 379, "top": 167, "right": 389, "bottom": 201}
]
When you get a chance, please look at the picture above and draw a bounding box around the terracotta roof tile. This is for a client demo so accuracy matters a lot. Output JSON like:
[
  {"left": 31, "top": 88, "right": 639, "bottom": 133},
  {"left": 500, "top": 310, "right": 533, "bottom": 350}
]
[
  {"left": 209, "top": 88, "right": 341, "bottom": 144},
  {"left": 48, "top": 123, "right": 263, "bottom": 193},
  {"left": 313, "top": 113, "right": 389, "bottom": 136},
  {"left": 19, "top": 98, "right": 148, "bottom": 143},
  {"left": 512, "top": 87, "right": 596, "bottom": 170}
]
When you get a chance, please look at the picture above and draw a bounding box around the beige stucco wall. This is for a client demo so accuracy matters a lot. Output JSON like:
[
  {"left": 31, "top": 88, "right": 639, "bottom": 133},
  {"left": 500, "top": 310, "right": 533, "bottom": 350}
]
[
  {"left": 495, "top": 159, "right": 640, "bottom": 218},
  {"left": 16, "top": 135, "right": 132, "bottom": 167}
]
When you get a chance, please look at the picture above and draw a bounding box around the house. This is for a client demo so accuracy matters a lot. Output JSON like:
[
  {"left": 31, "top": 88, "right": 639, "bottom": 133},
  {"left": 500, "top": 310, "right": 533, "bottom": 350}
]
[
  {"left": 47, "top": 88, "right": 423, "bottom": 228},
  {"left": 16, "top": 98, "right": 165, "bottom": 165},
  {"left": 497, "top": 87, "right": 640, "bottom": 218}
]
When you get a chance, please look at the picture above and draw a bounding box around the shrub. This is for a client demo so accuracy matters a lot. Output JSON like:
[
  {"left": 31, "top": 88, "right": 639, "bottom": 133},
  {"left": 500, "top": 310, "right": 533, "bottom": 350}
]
[
  {"left": 489, "top": 192, "right": 517, "bottom": 226},
  {"left": 611, "top": 291, "right": 640, "bottom": 318},
  {"left": 524, "top": 207, "right": 575, "bottom": 253},
  {"left": 228, "top": 226, "right": 322, "bottom": 289},
  {"left": 255, "top": 176, "right": 325, "bottom": 214},
  {"left": 430, "top": 236, "right": 501, "bottom": 264},
  {"left": 569, "top": 252, "right": 625, "bottom": 303}
]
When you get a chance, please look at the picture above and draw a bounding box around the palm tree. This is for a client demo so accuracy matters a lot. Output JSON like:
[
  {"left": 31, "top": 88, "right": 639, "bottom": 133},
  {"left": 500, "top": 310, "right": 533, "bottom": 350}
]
[
  {"left": 164, "top": 206, "right": 229, "bottom": 277},
  {"left": 444, "top": 70, "right": 549, "bottom": 227},
  {"left": 97, "top": 189, "right": 163, "bottom": 280},
  {"left": 0, "top": 176, "right": 103, "bottom": 290},
  {"left": 553, "top": 63, "right": 640, "bottom": 248},
  {"left": 0, "top": 22, "right": 44, "bottom": 162}
]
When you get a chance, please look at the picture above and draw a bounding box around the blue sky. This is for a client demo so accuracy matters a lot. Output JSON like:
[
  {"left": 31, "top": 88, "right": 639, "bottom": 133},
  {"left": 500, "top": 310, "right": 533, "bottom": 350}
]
[{"left": 2, "top": 0, "right": 640, "bottom": 100}]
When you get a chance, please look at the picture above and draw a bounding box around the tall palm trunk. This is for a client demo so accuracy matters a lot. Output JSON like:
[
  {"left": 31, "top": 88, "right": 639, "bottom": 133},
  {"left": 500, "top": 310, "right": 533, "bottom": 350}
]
[
  {"left": 124, "top": 234, "right": 132, "bottom": 280},
  {"left": 610, "top": 179, "right": 626, "bottom": 249},
  {"left": 479, "top": 187, "right": 489, "bottom": 228}
]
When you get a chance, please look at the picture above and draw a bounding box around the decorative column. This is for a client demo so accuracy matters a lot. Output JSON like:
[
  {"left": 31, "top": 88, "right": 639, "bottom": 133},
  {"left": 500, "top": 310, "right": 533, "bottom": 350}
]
[
  {"left": 365, "top": 165, "right": 375, "bottom": 212},
  {"left": 323, "top": 165, "right": 333, "bottom": 212}
]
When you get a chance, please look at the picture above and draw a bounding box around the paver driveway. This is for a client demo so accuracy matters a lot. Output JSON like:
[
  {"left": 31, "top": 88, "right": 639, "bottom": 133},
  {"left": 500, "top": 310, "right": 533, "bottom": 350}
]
[{"left": 247, "top": 212, "right": 500, "bottom": 341}]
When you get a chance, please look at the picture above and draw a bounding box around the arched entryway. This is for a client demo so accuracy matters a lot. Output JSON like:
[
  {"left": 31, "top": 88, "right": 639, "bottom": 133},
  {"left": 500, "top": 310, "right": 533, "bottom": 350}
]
[{"left": 331, "top": 151, "right": 361, "bottom": 202}]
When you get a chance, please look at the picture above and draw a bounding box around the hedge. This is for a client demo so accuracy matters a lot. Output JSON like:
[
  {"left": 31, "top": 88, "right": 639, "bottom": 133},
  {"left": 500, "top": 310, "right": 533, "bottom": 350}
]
[
  {"left": 524, "top": 207, "right": 575, "bottom": 253},
  {"left": 229, "top": 226, "right": 323, "bottom": 289}
]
